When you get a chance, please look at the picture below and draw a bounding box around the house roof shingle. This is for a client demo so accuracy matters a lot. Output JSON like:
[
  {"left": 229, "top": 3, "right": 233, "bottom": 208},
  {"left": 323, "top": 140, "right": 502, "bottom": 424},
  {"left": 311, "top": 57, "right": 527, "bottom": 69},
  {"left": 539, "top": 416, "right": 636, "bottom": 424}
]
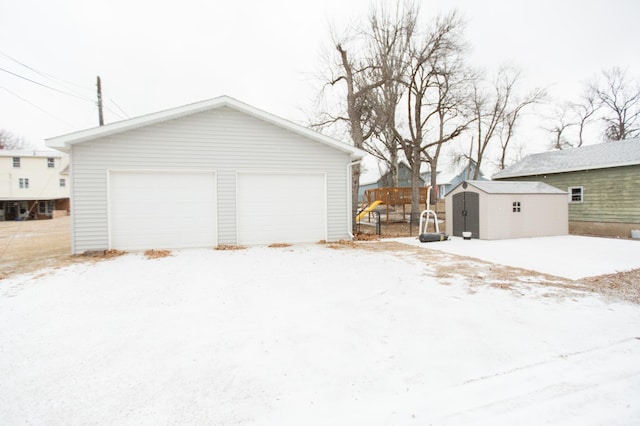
[{"left": 493, "top": 138, "right": 640, "bottom": 179}]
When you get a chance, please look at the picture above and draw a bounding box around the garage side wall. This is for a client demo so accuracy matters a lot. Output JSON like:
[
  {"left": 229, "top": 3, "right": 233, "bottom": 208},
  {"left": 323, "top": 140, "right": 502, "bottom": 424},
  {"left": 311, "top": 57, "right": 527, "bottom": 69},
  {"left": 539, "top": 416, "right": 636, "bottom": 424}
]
[{"left": 70, "top": 107, "right": 351, "bottom": 253}]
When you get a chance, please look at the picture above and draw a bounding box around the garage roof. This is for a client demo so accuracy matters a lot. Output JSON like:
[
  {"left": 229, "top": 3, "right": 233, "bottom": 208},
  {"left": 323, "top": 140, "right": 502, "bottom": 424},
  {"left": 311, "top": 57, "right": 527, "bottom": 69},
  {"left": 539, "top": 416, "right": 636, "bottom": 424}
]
[
  {"left": 493, "top": 138, "right": 640, "bottom": 179},
  {"left": 456, "top": 180, "right": 567, "bottom": 194},
  {"left": 46, "top": 96, "right": 365, "bottom": 159}
]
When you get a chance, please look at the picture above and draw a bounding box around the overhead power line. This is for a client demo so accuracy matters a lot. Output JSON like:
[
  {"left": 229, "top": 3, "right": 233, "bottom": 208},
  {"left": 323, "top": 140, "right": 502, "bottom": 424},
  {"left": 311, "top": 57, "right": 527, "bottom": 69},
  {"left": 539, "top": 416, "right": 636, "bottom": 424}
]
[
  {"left": 109, "top": 98, "right": 130, "bottom": 118},
  {"left": 0, "top": 66, "right": 94, "bottom": 102},
  {"left": 0, "top": 50, "right": 94, "bottom": 99},
  {"left": 1, "top": 87, "right": 77, "bottom": 128},
  {"left": 1, "top": 51, "right": 131, "bottom": 124}
]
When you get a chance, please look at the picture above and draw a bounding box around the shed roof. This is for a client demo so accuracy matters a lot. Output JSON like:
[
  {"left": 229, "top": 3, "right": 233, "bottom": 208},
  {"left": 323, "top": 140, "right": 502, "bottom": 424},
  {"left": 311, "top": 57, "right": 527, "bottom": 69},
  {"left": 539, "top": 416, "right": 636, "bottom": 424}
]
[
  {"left": 453, "top": 180, "right": 566, "bottom": 195},
  {"left": 46, "top": 96, "right": 365, "bottom": 159},
  {"left": 493, "top": 138, "right": 640, "bottom": 179}
]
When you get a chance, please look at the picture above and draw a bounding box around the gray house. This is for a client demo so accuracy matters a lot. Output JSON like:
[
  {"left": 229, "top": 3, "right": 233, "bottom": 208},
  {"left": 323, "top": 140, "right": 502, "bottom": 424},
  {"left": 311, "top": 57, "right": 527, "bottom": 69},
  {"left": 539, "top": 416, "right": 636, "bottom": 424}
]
[
  {"left": 493, "top": 139, "right": 640, "bottom": 238},
  {"left": 436, "top": 160, "right": 486, "bottom": 199},
  {"left": 47, "top": 96, "right": 364, "bottom": 253},
  {"left": 445, "top": 180, "right": 568, "bottom": 240}
]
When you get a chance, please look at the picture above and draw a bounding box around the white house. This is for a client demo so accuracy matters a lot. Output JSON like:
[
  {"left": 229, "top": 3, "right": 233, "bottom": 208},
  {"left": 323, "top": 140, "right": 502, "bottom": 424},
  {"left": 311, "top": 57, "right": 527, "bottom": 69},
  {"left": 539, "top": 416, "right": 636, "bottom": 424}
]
[
  {"left": 0, "top": 149, "right": 70, "bottom": 220},
  {"left": 46, "top": 96, "right": 365, "bottom": 254}
]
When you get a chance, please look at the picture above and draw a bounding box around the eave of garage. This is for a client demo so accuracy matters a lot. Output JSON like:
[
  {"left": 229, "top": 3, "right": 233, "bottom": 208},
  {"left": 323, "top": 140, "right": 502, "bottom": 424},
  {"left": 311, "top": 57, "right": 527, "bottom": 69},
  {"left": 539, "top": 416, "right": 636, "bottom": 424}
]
[{"left": 45, "top": 95, "right": 366, "bottom": 160}]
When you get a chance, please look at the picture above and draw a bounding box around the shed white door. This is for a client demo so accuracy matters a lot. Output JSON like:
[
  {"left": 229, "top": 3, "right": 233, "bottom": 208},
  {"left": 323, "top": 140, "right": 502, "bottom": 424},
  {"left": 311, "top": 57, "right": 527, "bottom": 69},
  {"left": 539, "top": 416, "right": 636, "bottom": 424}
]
[
  {"left": 108, "top": 170, "right": 217, "bottom": 250},
  {"left": 237, "top": 172, "right": 326, "bottom": 245}
]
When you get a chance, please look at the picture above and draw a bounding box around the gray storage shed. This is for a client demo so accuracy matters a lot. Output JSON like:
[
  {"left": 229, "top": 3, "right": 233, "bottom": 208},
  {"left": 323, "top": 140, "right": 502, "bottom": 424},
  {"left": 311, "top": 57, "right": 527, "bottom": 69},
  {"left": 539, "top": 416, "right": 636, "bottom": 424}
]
[
  {"left": 445, "top": 181, "right": 568, "bottom": 240},
  {"left": 46, "top": 96, "right": 364, "bottom": 253}
]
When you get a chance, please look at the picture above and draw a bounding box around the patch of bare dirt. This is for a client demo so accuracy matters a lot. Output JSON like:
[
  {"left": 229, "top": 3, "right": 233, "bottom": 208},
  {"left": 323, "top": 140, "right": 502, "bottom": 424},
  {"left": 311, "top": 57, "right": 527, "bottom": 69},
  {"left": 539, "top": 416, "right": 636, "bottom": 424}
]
[
  {"left": 581, "top": 269, "right": 640, "bottom": 304},
  {"left": 215, "top": 244, "right": 247, "bottom": 251},
  {"left": 353, "top": 233, "right": 381, "bottom": 241},
  {"left": 325, "top": 240, "right": 359, "bottom": 249},
  {"left": 144, "top": 249, "right": 172, "bottom": 259},
  {"left": 0, "top": 216, "right": 83, "bottom": 279},
  {"left": 268, "top": 243, "right": 292, "bottom": 248}
]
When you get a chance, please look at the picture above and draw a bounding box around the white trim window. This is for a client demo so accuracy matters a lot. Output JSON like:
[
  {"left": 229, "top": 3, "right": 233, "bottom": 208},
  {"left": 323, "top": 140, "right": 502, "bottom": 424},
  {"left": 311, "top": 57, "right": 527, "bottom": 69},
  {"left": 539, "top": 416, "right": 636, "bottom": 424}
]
[
  {"left": 47, "top": 157, "right": 55, "bottom": 168},
  {"left": 569, "top": 186, "right": 583, "bottom": 203},
  {"left": 19, "top": 178, "right": 29, "bottom": 189},
  {"left": 60, "top": 178, "right": 66, "bottom": 187},
  {"left": 12, "top": 157, "right": 20, "bottom": 168},
  {"left": 512, "top": 201, "right": 522, "bottom": 212},
  {"left": 39, "top": 201, "right": 55, "bottom": 215}
]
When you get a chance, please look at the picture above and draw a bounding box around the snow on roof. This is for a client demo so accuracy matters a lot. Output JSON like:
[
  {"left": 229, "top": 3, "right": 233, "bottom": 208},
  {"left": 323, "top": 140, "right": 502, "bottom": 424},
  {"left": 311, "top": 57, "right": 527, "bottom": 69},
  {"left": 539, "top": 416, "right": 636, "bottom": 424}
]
[
  {"left": 493, "top": 138, "right": 640, "bottom": 179},
  {"left": 435, "top": 170, "right": 457, "bottom": 185},
  {"left": 45, "top": 96, "right": 365, "bottom": 159},
  {"left": 0, "top": 149, "right": 64, "bottom": 158},
  {"left": 463, "top": 180, "right": 567, "bottom": 194}
]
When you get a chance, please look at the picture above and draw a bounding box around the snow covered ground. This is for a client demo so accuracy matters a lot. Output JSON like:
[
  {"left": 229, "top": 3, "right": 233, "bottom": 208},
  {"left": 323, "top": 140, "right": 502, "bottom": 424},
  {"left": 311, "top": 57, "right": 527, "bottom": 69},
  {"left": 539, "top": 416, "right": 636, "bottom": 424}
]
[
  {"left": 1, "top": 244, "right": 639, "bottom": 425},
  {"left": 396, "top": 235, "right": 640, "bottom": 279}
]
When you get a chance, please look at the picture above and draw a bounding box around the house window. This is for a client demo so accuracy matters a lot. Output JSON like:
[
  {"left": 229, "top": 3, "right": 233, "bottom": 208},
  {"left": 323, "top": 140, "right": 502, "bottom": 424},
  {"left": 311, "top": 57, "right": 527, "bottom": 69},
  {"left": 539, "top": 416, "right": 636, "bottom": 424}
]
[
  {"left": 512, "top": 201, "right": 521, "bottom": 212},
  {"left": 569, "top": 186, "right": 583, "bottom": 203},
  {"left": 12, "top": 157, "right": 20, "bottom": 168},
  {"left": 60, "top": 178, "right": 66, "bottom": 187},
  {"left": 38, "top": 201, "right": 54, "bottom": 214},
  {"left": 47, "top": 157, "right": 55, "bottom": 168},
  {"left": 19, "top": 178, "right": 29, "bottom": 189}
]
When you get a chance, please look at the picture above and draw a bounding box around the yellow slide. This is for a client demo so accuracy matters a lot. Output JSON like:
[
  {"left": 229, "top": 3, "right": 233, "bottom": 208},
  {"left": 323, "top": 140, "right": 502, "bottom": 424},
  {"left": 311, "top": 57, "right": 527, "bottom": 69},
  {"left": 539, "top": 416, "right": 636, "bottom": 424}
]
[{"left": 356, "top": 200, "right": 383, "bottom": 222}]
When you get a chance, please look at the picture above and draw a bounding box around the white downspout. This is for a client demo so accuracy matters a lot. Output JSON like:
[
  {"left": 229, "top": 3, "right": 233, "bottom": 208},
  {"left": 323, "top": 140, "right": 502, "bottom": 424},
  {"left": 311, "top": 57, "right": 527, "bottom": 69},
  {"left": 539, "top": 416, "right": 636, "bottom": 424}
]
[{"left": 347, "top": 159, "right": 362, "bottom": 239}]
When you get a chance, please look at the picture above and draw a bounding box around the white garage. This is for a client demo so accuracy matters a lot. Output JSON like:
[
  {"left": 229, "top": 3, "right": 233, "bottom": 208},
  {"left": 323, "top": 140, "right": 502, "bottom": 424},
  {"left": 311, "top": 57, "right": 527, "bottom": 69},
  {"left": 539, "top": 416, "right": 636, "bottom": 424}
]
[
  {"left": 108, "top": 170, "right": 217, "bottom": 250},
  {"left": 46, "top": 96, "right": 364, "bottom": 254},
  {"left": 237, "top": 172, "right": 326, "bottom": 245}
]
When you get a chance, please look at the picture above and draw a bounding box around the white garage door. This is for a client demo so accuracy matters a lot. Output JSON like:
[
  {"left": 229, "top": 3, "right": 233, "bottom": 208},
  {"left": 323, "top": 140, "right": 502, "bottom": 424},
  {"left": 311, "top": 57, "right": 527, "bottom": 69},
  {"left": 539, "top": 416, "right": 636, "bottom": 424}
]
[
  {"left": 237, "top": 172, "right": 327, "bottom": 245},
  {"left": 108, "top": 170, "right": 217, "bottom": 250}
]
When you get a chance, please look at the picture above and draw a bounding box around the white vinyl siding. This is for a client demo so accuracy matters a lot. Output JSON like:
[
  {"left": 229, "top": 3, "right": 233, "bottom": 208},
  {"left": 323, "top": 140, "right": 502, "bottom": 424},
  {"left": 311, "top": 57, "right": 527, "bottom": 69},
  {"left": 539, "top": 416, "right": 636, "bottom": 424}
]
[{"left": 70, "top": 107, "right": 350, "bottom": 253}]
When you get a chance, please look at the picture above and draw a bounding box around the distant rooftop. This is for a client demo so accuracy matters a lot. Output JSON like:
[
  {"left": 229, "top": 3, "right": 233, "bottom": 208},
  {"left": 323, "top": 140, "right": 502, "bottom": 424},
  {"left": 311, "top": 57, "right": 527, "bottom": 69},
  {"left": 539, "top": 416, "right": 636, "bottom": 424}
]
[
  {"left": 0, "top": 148, "right": 64, "bottom": 158},
  {"left": 493, "top": 138, "right": 640, "bottom": 179},
  {"left": 463, "top": 180, "right": 566, "bottom": 194}
]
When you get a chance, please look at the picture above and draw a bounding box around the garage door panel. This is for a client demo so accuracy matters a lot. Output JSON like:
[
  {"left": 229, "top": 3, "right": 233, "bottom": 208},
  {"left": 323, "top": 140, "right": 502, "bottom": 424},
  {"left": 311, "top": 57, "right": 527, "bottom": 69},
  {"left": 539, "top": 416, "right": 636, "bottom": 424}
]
[
  {"left": 237, "top": 172, "right": 326, "bottom": 245},
  {"left": 109, "top": 170, "right": 217, "bottom": 250}
]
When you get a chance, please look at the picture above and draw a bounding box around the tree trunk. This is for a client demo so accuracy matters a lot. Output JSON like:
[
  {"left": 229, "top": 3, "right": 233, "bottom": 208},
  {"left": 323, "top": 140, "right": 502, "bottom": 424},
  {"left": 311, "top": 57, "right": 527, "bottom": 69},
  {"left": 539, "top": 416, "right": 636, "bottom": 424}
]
[
  {"left": 351, "top": 162, "right": 360, "bottom": 214},
  {"left": 429, "top": 158, "right": 438, "bottom": 206},
  {"left": 410, "top": 144, "right": 421, "bottom": 220},
  {"left": 389, "top": 142, "right": 398, "bottom": 187}
]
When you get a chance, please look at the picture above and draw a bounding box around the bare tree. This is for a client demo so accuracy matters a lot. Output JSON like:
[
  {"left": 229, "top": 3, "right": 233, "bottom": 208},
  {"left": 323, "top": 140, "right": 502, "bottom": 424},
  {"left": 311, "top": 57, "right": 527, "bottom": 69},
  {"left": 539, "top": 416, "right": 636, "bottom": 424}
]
[
  {"left": 394, "top": 11, "right": 471, "bottom": 213},
  {"left": 362, "top": 1, "right": 418, "bottom": 187},
  {"left": 573, "top": 92, "right": 598, "bottom": 146},
  {"left": 314, "top": 29, "right": 385, "bottom": 209},
  {"left": 469, "top": 67, "right": 544, "bottom": 176},
  {"left": 544, "top": 103, "right": 575, "bottom": 150},
  {"left": 545, "top": 87, "right": 597, "bottom": 151},
  {"left": 0, "top": 129, "right": 29, "bottom": 150},
  {"left": 593, "top": 67, "right": 640, "bottom": 140},
  {"left": 497, "top": 86, "right": 545, "bottom": 169}
]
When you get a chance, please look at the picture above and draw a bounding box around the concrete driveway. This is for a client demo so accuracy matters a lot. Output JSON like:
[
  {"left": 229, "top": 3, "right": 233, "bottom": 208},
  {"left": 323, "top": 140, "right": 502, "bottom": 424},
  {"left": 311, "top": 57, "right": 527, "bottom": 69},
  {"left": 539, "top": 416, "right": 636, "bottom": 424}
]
[{"left": 395, "top": 235, "right": 640, "bottom": 280}]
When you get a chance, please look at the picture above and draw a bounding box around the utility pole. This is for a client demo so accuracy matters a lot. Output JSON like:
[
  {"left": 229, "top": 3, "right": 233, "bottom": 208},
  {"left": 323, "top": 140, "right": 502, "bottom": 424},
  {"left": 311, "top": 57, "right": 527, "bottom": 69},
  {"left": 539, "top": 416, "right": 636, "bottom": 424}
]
[{"left": 97, "top": 75, "right": 104, "bottom": 126}]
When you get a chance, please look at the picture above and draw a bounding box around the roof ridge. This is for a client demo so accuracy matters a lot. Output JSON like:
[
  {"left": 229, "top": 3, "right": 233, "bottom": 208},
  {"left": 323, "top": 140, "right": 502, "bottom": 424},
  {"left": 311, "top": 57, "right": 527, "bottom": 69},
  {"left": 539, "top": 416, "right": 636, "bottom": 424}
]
[{"left": 494, "top": 138, "right": 640, "bottom": 179}]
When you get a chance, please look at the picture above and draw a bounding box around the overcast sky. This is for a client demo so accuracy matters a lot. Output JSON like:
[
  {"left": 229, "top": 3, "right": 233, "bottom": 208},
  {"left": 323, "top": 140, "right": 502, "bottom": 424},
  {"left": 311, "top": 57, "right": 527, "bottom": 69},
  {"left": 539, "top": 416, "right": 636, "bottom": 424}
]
[{"left": 2, "top": 0, "right": 639, "bottom": 162}]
